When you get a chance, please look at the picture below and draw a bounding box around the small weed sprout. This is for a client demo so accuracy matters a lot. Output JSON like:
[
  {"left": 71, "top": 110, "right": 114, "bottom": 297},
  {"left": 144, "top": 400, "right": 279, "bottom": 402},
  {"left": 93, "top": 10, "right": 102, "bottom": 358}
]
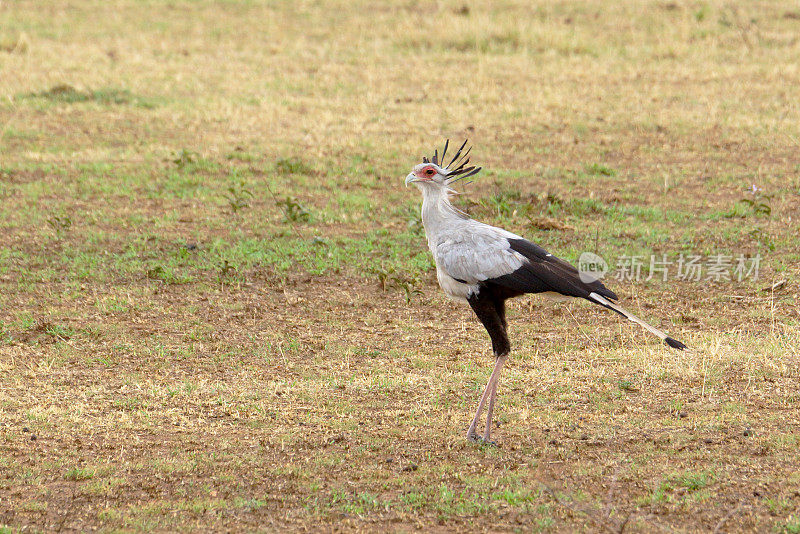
[
  {"left": 694, "top": 5, "right": 708, "bottom": 22},
  {"left": 726, "top": 184, "right": 771, "bottom": 218},
  {"left": 172, "top": 148, "right": 198, "bottom": 168},
  {"left": 739, "top": 184, "right": 771, "bottom": 215},
  {"left": 392, "top": 275, "right": 424, "bottom": 303},
  {"left": 147, "top": 265, "right": 167, "bottom": 281},
  {"left": 369, "top": 264, "right": 423, "bottom": 302},
  {"left": 44, "top": 323, "right": 74, "bottom": 340},
  {"left": 218, "top": 259, "right": 236, "bottom": 281},
  {"left": 276, "top": 196, "right": 311, "bottom": 222},
  {"left": 370, "top": 263, "right": 395, "bottom": 291},
  {"left": 46, "top": 215, "right": 72, "bottom": 237},
  {"left": 225, "top": 181, "right": 254, "bottom": 213}
]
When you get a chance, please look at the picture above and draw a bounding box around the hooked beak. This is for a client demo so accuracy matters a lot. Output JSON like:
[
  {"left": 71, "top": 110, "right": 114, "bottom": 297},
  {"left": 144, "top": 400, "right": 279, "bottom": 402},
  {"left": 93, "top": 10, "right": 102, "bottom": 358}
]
[{"left": 404, "top": 173, "right": 418, "bottom": 187}]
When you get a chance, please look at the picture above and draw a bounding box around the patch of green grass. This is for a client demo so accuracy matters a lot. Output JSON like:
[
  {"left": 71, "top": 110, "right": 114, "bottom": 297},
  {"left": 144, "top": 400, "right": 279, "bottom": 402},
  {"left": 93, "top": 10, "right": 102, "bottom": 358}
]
[
  {"left": 233, "top": 497, "right": 268, "bottom": 510},
  {"left": 167, "top": 150, "right": 219, "bottom": 175},
  {"left": 276, "top": 158, "right": 315, "bottom": 175},
  {"left": 403, "top": 29, "right": 530, "bottom": 55},
  {"left": 0, "top": 321, "right": 10, "bottom": 344},
  {"left": 19, "top": 500, "right": 47, "bottom": 512},
  {"left": 723, "top": 198, "right": 772, "bottom": 219},
  {"left": 22, "top": 84, "right": 157, "bottom": 108},
  {"left": 484, "top": 189, "right": 524, "bottom": 218},
  {"left": 639, "top": 470, "right": 715, "bottom": 506},
  {"left": 491, "top": 487, "right": 539, "bottom": 506},
  {"left": 145, "top": 264, "right": 192, "bottom": 285},
  {"left": 584, "top": 162, "right": 617, "bottom": 176},
  {"left": 670, "top": 471, "right": 714, "bottom": 492},
  {"left": 97, "top": 509, "right": 123, "bottom": 522},
  {"left": 225, "top": 148, "right": 259, "bottom": 162},
  {"left": 85, "top": 477, "right": 126, "bottom": 496},
  {"left": 2, "top": 126, "right": 40, "bottom": 141},
  {"left": 64, "top": 467, "right": 96, "bottom": 481},
  {"left": 784, "top": 516, "right": 800, "bottom": 534}
]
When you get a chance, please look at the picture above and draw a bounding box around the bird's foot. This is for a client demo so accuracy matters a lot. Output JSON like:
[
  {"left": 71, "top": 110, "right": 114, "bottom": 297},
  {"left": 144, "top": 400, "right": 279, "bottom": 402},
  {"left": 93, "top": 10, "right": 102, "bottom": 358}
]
[{"left": 467, "top": 433, "right": 499, "bottom": 447}]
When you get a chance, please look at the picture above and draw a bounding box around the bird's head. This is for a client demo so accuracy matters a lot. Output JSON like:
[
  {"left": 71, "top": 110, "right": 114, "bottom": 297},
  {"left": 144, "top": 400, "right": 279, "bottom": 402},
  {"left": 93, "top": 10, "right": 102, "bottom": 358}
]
[{"left": 405, "top": 139, "right": 482, "bottom": 193}]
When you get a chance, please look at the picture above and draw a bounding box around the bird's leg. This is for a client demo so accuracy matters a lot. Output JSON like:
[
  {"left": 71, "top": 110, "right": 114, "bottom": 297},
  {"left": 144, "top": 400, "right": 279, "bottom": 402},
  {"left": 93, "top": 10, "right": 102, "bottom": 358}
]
[
  {"left": 466, "top": 378, "right": 492, "bottom": 440},
  {"left": 466, "top": 292, "right": 510, "bottom": 444},
  {"left": 483, "top": 367, "right": 501, "bottom": 441},
  {"left": 467, "top": 354, "right": 506, "bottom": 442},
  {"left": 482, "top": 354, "right": 506, "bottom": 442}
]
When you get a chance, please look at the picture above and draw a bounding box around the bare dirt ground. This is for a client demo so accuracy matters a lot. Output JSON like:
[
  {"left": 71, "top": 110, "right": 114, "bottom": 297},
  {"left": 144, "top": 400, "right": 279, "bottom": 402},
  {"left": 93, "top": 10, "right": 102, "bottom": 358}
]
[{"left": 2, "top": 1, "right": 800, "bottom": 532}]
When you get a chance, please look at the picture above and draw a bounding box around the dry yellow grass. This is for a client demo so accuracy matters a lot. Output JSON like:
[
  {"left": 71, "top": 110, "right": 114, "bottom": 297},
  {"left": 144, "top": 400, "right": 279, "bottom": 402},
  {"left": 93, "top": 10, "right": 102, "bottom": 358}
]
[{"left": 1, "top": 0, "right": 800, "bottom": 532}]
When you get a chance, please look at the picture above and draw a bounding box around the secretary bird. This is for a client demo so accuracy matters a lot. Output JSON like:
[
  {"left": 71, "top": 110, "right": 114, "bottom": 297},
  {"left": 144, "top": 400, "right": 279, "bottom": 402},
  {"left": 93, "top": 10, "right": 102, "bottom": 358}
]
[{"left": 405, "top": 140, "right": 687, "bottom": 444}]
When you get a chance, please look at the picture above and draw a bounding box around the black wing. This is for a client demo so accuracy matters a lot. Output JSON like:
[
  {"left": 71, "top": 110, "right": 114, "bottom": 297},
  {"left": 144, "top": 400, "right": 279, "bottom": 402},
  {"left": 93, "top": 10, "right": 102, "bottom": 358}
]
[{"left": 487, "top": 239, "right": 618, "bottom": 301}]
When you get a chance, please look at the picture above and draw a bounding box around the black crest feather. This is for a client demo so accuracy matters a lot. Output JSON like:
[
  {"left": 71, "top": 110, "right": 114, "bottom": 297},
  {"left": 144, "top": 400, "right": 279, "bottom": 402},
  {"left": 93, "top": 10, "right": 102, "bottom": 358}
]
[{"left": 423, "top": 139, "right": 482, "bottom": 183}]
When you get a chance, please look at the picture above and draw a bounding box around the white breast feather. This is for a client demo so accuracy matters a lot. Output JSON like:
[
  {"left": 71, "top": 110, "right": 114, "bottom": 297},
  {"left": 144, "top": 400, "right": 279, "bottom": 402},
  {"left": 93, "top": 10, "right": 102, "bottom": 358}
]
[{"left": 418, "top": 191, "right": 527, "bottom": 300}]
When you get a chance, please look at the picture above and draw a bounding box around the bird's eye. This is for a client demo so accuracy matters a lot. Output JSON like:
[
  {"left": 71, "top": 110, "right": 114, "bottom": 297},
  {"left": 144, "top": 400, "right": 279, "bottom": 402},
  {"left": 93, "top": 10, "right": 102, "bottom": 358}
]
[{"left": 425, "top": 169, "right": 435, "bottom": 176}]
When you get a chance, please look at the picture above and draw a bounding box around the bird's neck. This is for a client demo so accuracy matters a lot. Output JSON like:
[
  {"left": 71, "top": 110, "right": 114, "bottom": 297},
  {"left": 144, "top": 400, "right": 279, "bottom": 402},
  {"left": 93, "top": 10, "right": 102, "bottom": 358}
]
[{"left": 420, "top": 187, "right": 467, "bottom": 236}]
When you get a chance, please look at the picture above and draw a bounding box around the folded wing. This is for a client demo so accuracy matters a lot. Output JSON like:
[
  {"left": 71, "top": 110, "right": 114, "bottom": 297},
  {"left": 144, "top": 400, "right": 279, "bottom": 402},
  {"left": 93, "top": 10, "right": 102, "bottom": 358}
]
[{"left": 436, "top": 223, "right": 617, "bottom": 301}]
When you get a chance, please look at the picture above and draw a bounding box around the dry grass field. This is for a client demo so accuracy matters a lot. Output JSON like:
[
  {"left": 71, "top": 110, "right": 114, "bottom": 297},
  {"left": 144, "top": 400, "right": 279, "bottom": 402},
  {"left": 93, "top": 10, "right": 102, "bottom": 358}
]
[{"left": 2, "top": 0, "right": 800, "bottom": 532}]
